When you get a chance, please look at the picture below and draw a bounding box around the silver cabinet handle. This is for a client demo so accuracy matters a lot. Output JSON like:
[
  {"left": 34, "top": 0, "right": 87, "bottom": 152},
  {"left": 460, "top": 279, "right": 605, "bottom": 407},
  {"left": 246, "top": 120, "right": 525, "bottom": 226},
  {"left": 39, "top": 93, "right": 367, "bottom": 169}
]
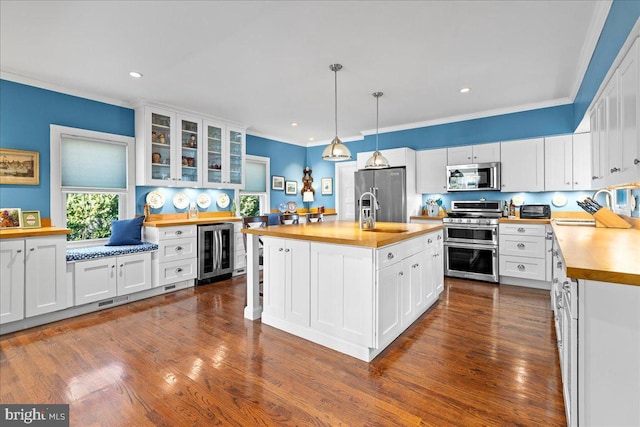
[
  {"left": 562, "top": 281, "right": 570, "bottom": 291},
  {"left": 175, "top": 246, "right": 183, "bottom": 251},
  {"left": 16, "top": 249, "right": 22, "bottom": 253},
  {"left": 592, "top": 175, "right": 598, "bottom": 180},
  {"left": 517, "top": 227, "right": 525, "bottom": 233},
  {"left": 412, "top": 263, "right": 419, "bottom": 268},
  {"left": 111, "top": 265, "right": 115, "bottom": 269},
  {"left": 387, "top": 253, "right": 394, "bottom": 260},
  {"left": 517, "top": 264, "right": 525, "bottom": 270},
  {"left": 399, "top": 271, "right": 404, "bottom": 276},
  {"left": 175, "top": 230, "right": 182, "bottom": 235},
  {"left": 427, "top": 238, "right": 433, "bottom": 243},
  {"left": 437, "top": 235, "right": 442, "bottom": 240},
  {"left": 517, "top": 243, "right": 525, "bottom": 249},
  {"left": 29, "top": 247, "right": 35, "bottom": 251},
  {"left": 285, "top": 248, "right": 290, "bottom": 253},
  {"left": 634, "top": 159, "right": 640, "bottom": 165},
  {"left": 557, "top": 261, "right": 562, "bottom": 269},
  {"left": 279, "top": 248, "right": 284, "bottom": 252},
  {"left": 610, "top": 167, "right": 620, "bottom": 173},
  {"left": 574, "top": 182, "right": 579, "bottom": 185},
  {"left": 176, "top": 267, "right": 183, "bottom": 273},
  {"left": 565, "top": 181, "right": 570, "bottom": 185},
  {"left": 120, "top": 264, "right": 124, "bottom": 268}
]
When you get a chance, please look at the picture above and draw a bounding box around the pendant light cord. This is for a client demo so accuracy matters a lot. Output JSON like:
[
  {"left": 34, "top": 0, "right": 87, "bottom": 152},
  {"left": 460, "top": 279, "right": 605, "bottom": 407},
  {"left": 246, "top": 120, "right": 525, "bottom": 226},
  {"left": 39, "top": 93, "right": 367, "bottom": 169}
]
[
  {"left": 376, "top": 94, "right": 379, "bottom": 151},
  {"left": 334, "top": 67, "right": 338, "bottom": 138}
]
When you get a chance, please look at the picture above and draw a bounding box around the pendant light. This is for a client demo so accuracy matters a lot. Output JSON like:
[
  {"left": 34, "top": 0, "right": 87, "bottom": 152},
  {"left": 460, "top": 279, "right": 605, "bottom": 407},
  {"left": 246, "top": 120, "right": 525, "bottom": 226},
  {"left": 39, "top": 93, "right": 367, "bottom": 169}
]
[
  {"left": 364, "top": 92, "right": 390, "bottom": 169},
  {"left": 322, "top": 64, "right": 352, "bottom": 161}
]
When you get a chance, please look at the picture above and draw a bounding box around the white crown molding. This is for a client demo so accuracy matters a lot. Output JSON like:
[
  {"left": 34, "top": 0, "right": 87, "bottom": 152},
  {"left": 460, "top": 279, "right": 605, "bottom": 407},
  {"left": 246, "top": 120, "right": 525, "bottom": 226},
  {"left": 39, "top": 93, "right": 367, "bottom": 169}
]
[
  {"left": 568, "top": 0, "right": 613, "bottom": 102},
  {"left": 305, "top": 134, "right": 365, "bottom": 148},
  {"left": 131, "top": 98, "right": 246, "bottom": 129},
  {"left": 359, "top": 98, "right": 572, "bottom": 136},
  {"left": 0, "top": 70, "right": 134, "bottom": 109},
  {"left": 245, "top": 130, "right": 306, "bottom": 147}
]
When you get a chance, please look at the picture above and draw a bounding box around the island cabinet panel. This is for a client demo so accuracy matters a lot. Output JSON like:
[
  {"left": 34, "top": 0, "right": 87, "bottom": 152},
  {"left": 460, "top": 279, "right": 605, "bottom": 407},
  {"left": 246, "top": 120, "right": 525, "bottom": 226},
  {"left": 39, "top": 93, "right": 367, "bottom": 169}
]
[
  {"left": 262, "top": 237, "right": 310, "bottom": 326},
  {"left": 377, "top": 262, "right": 403, "bottom": 348},
  {"left": 310, "top": 243, "right": 375, "bottom": 347}
]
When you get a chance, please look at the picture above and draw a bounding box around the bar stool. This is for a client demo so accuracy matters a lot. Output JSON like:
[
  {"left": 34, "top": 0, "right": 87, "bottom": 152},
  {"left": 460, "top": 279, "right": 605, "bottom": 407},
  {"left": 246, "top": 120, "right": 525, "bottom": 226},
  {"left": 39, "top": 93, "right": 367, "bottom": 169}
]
[
  {"left": 306, "top": 212, "right": 323, "bottom": 223},
  {"left": 279, "top": 213, "right": 300, "bottom": 225}
]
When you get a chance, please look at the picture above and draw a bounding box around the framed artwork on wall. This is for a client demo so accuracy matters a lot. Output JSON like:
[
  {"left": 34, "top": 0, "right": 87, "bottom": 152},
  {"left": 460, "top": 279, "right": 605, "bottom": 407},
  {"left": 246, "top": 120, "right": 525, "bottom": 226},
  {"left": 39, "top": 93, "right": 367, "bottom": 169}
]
[
  {"left": 0, "top": 208, "right": 22, "bottom": 228},
  {"left": 0, "top": 148, "right": 40, "bottom": 185},
  {"left": 321, "top": 178, "right": 333, "bottom": 195},
  {"left": 285, "top": 180, "right": 297, "bottom": 195},
  {"left": 21, "top": 210, "right": 41, "bottom": 228},
  {"left": 272, "top": 175, "right": 285, "bottom": 191}
]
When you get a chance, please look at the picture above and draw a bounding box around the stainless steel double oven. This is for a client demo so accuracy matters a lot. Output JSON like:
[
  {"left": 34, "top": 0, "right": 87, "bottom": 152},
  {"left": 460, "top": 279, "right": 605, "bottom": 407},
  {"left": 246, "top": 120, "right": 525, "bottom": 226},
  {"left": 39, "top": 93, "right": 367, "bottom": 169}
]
[{"left": 443, "top": 201, "right": 500, "bottom": 283}]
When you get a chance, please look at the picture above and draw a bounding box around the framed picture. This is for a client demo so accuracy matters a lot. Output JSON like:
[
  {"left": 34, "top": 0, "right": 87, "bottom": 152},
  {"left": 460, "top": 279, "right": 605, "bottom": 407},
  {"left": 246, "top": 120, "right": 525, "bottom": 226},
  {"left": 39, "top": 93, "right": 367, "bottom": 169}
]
[
  {"left": 0, "top": 208, "right": 22, "bottom": 228},
  {"left": 321, "top": 178, "right": 333, "bottom": 195},
  {"left": 0, "top": 148, "right": 40, "bottom": 185},
  {"left": 21, "top": 210, "right": 41, "bottom": 228},
  {"left": 285, "top": 180, "right": 297, "bottom": 195},
  {"left": 272, "top": 175, "right": 285, "bottom": 191}
]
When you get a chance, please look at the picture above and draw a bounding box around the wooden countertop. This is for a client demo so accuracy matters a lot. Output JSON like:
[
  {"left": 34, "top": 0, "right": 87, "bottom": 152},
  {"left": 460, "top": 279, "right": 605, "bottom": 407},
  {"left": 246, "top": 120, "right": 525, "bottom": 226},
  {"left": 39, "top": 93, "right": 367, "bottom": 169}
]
[
  {"left": 242, "top": 220, "right": 443, "bottom": 249},
  {"left": 0, "top": 226, "right": 70, "bottom": 239},
  {"left": 551, "top": 221, "right": 640, "bottom": 286},
  {"left": 144, "top": 216, "right": 241, "bottom": 227},
  {"left": 499, "top": 217, "right": 551, "bottom": 224}
]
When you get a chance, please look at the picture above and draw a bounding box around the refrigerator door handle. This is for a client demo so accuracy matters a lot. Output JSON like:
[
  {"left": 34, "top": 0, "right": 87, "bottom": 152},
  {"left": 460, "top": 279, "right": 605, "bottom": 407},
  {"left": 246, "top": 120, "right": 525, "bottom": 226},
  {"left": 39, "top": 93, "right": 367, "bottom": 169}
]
[{"left": 214, "top": 229, "right": 220, "bottom": 272}]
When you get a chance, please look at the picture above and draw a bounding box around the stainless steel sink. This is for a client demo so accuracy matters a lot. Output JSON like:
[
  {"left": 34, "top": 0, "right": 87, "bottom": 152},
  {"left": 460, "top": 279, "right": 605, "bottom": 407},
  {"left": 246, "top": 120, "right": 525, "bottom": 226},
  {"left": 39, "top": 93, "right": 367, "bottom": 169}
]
[{"left": 554, "top": 218, "right": 596, "bottom": 226}]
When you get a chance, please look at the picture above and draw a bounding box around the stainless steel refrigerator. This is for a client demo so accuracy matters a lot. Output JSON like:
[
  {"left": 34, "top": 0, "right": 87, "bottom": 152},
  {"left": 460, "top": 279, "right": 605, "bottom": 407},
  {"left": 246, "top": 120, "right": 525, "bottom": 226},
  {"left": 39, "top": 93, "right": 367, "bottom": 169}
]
[{"left": 354, "top": 167, "right": 407, "bottom": 223}]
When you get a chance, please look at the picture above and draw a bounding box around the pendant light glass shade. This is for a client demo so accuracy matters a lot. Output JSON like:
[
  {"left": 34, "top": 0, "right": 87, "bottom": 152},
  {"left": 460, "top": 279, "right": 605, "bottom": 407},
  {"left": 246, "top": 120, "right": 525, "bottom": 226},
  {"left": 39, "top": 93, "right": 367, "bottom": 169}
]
[
  {"left": 322, "top": 64, "right": 352, "bottom": 161},
  {"left": 365, "top": 92, "right": 389, "bottom": 169}
]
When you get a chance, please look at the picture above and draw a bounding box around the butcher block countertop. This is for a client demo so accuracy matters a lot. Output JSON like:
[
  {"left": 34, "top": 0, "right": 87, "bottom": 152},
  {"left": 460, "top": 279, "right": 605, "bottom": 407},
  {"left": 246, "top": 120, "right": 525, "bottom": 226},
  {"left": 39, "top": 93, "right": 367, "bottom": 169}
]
[
  {"left": 144, "top": 216, "right": 241, "bottom": 227},
  {"left": 551, "top": 220, "right": 640, "bottom": 287},
  {"left": 0, "top": 226, "right": 70, "bottom": 239},
  {"left": 242, "top": 220, "right": 443, "bottom": 249}
]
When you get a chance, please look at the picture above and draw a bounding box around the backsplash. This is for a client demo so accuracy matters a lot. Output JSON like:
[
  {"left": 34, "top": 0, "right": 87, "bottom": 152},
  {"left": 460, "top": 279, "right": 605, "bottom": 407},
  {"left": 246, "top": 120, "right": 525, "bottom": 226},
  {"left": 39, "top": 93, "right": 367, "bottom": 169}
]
[{"left": 136, "top": 186, "right": 235, "bottom": 215}]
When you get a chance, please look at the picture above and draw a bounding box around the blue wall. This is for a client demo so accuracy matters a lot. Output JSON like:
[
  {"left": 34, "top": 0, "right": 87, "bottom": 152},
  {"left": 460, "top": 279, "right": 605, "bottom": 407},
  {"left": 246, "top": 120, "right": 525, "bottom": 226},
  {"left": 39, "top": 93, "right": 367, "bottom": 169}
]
[{"left": 0, "top": 80, "right": 134, "bottom": 218}]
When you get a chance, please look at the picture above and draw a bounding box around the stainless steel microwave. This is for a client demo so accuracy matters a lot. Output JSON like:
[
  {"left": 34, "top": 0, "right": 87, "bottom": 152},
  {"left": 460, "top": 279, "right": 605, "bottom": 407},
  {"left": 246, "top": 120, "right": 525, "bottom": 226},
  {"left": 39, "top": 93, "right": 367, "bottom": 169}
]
[{"left": 446, "top": 162, "right": 500, "bottom": 192}]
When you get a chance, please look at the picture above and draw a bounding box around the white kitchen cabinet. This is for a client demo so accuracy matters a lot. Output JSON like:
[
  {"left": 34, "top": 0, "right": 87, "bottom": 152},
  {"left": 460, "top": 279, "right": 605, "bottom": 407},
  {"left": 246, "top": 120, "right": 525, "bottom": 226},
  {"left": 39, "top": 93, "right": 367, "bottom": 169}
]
[
  {"left": 499, "top": 224, "right": 552, "bottom": 288},
  {"left": 25, "top": 237, "right": 68, "bottom": 317},
  {"left": 590, "top": 98, "right": 607, "bottom": 187},
  {"left": 203, "top": 123, "right": 246, "bottom": 189},
  {"left": 427, "top": 232, "right": 444, "bottom": 296},
  {"left": 135, "top": 104, "right": 246, "bottom": 189},
  {"left": 401, "top": 251, "right": 427, "bottom": 326},
  {"left": 74, "top": 252, "right": 151, "bottom": 305},
  {"left": 0, "top": 239, "right": 25, "bottom": 324},
  {"left": 500, "top": 138, "right": 544, "bottom": 192},
  {"left": 232, "top": 222, "right": 246, "bottom": 274},
  {"left": 447, "top": 142, "right": 500, "bottom": 165},
  {"left": 262, "top": 237, "right": 310, "bottom": 326},
  {"left": 135, "top": 106, "right": 203, "bottom": 186},
  {"left": 377, "top": 261, "right": 403, "bottom": 348},
  {"left": 416, "top": 148, "right": 447, "bottom": 194},
  {"left": 545, "top": 133, "right": 591, "bottom": 191},
  {"left": 144, "top": 225, "right": 197, "bottom": 287},
  {"left": 616, "top": 38, "right": 639, "bottom": 185},
  {"left": 603, "top": 71, "right": 622, "bottom": 186}
]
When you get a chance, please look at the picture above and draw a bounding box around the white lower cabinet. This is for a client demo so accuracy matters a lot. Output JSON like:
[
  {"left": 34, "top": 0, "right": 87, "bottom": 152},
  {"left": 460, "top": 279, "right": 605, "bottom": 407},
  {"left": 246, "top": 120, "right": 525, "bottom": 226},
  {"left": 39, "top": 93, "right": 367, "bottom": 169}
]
[
  {"left": 74, "top": 252, "right": 152, "bottom": 305},
  {"left": 0, "top": 236, "right": 67, "bottom": 325},
  {"left": 233, "top": 222, "right": 246, "bottom": 274},
  {"left": 144, "top": 225, "right": 197, "bottom": 287},
  {"left": 499, "top": 223, "right": 552, "bottom": 288},
  {"left": 262, "top": 237, "right": 310, "bottom": 326},
  {"left": 0, "top": 240, "right": 25, "bottom": 324},
  {"left": 260, "top": 231, "right": 444, "bottom": 361}
]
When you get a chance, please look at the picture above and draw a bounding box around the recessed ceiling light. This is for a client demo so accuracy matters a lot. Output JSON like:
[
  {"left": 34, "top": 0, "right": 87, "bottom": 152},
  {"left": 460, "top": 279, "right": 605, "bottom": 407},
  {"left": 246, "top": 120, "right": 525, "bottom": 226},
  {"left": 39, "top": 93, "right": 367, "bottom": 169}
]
[
  {"left": 290, "top": 122, "right": 299, "bottom": 127},
  {"left": 460, "top": 87, "right": 471, "bottom": 93},
  {"left": 129, "top": 71, "right": 143, "bottom": 78},
  {"left": 308, "top": 137, "right": 315, "bottom": 141}
]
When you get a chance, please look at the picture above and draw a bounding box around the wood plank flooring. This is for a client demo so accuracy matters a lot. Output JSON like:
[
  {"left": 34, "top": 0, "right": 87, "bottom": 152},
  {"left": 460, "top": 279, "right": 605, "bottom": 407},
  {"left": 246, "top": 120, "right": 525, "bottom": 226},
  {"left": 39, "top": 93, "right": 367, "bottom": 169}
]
[{"left": 0, "top": 277, "right": 566, "bottom": 426}]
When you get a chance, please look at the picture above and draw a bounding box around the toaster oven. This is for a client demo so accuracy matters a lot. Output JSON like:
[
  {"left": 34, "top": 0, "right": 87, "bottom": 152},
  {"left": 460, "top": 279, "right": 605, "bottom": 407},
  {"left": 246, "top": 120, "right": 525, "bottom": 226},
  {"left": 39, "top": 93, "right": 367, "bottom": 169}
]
[{"left": 519, "top": 204, "right": 551, "bottom": 219}]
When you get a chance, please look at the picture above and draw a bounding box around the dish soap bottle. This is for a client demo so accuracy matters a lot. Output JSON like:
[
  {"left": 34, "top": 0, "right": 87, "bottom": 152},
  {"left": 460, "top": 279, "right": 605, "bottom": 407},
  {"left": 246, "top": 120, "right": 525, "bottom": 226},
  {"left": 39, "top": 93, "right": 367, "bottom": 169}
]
[{"left": 188, "top": 202, "right": 198, "bottom": 219}]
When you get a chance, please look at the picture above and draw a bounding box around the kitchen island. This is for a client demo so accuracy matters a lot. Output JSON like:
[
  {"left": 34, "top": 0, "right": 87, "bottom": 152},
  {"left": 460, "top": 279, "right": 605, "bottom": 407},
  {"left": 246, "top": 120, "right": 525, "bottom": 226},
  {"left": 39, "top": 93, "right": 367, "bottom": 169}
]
[{"left": 242, "top": 221, "right": 444, "bottom": 361}]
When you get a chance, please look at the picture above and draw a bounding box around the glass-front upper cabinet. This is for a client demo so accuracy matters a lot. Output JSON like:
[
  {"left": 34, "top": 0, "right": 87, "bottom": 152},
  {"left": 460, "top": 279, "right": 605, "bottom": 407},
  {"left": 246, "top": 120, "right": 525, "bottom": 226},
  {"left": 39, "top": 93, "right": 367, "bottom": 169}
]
[
  {"left": 136, "top": 107, "right": 176, "bottom": 186},
  {"left": 178, "top": 115, "right": 202, "bottom": 185},
  {"left": 202, "top": 122, "right": 245, "bottom": 189}
]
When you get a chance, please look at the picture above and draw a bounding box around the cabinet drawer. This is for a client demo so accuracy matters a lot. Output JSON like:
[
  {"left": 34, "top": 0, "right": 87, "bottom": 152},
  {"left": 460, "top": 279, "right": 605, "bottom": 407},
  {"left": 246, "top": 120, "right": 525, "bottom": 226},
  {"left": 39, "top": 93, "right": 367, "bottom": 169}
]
[
  {"left": 158, "top": 238, "right": 196, "bottom": 262},
  {"left": 156, "top": 226, "right": 197, "bottom": 240},
  {"left": 377, "top": 243, "right": 402, "bottom": 270},
  {"left": 499, "top": 235, "right": 546, "bottom": 258},
  {"left": 499, "top": 223, "right": 546, "bottom": 237},
  {"left": 400, "top": 235, "right": 427, "bottom": 259},
  {"left": 499, "top": 255, "right": 546, "bottom": 281},
  {"left": 156, "top": 258, "right": 197, "bottom": 287}
]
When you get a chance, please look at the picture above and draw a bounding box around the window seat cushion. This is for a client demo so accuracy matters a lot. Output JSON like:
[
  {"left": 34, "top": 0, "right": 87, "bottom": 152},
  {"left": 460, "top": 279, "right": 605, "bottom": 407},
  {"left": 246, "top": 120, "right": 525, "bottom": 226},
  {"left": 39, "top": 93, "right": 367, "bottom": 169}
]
[{"left": 66, "top": 242, "right": 158, "bottom": 262}]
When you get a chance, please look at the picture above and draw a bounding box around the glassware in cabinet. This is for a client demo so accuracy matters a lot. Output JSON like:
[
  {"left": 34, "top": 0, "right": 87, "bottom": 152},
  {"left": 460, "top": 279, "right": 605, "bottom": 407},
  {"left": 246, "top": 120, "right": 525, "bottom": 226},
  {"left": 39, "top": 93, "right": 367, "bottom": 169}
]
[
  {"left": 206, "top": 123, "right": 223, "bottom": 185},
  {"left": 228, "top": 129, "right": 244, "bottom": 185},
  {"left": 179, "top": 117, "right": 201, "bottom": 183},
  {"left": 150, "top": 112, "right": 173, "bottom": 183}
]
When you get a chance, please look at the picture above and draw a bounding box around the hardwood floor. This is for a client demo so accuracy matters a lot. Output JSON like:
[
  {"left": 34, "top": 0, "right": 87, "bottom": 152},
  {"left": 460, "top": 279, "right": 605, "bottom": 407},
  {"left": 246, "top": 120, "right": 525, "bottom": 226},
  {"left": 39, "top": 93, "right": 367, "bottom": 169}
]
[{"left": 0, "top": 277, "right": 566, "bottom": 426}]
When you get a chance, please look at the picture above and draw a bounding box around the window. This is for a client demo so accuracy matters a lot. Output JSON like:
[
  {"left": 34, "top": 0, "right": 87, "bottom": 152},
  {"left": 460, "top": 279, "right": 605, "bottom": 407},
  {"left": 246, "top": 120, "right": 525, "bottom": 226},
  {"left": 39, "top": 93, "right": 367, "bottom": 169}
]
[
  {"left": 239, "top": 155, "right": 269, "bottom": 217},
  {"left": 50, "top": 125, "right": 135, "bottom": 245}
]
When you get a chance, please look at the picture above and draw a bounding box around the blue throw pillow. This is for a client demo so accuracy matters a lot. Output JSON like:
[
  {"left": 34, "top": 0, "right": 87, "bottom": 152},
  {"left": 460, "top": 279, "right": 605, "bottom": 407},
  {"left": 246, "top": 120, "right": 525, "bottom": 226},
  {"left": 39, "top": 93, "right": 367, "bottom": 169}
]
[{"left": 106, "top": 216, "right": 145, "bottom": 246}]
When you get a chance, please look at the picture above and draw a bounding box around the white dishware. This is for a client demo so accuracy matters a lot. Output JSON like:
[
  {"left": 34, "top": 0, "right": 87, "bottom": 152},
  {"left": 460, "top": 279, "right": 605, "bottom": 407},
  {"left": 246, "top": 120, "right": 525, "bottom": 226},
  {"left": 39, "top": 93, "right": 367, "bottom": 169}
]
[
  {"left": 173, "top": 192, "right": 189, "bottom": 209},
  {"left": 146, "top": 191, "right": 165, "bottom": 209}
]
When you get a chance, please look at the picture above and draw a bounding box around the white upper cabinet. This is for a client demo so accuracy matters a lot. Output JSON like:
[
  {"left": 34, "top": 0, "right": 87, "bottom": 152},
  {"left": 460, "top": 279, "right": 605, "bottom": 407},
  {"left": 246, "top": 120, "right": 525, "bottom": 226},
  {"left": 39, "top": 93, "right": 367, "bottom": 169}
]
[
  {"left": 416, "top": 148, "right": 447, "bottom": 194},
  {"left": 447, "top": 142, "right": 500, "bottom": 165},
  {"left": 501, "top": 138, "right": 544, "bottom": 192},
  {"left": 590, "top": 37, "right": 640, "bottom": 188},
  {"left": 544, "top": 134, "right": 591, "bottom": 191},
  {"left": 135, "top": 104, "right": 246, "bottom": 189}
]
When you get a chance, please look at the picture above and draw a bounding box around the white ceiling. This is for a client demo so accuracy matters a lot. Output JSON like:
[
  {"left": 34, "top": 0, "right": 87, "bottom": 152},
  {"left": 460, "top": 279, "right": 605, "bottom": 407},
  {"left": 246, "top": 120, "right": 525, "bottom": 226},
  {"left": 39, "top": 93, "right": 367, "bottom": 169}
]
[{"left": 1, "top": 1, "right": 607, "bottom": 146}]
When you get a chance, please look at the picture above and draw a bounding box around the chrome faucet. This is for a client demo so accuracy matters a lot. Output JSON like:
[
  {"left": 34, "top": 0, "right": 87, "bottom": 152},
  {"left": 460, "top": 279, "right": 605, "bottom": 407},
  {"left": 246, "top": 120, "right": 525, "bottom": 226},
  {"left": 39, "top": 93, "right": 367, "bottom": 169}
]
[
  {"left": 592, "top": 188, "right": 614, "bottom": 209},
  {"left": 359, "top": 191, "right": 379, "bottom": 229}
]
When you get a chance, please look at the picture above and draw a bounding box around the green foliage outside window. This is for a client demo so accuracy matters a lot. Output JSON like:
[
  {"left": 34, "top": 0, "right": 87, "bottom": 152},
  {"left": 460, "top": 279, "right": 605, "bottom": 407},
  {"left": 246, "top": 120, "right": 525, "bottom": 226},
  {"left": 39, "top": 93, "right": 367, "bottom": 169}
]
[
  {"left": 66, "top": 193, "right": 119, "bottom": 241},
  {"left": 240, "top": 195, "right": 260, "bottom": 217}
]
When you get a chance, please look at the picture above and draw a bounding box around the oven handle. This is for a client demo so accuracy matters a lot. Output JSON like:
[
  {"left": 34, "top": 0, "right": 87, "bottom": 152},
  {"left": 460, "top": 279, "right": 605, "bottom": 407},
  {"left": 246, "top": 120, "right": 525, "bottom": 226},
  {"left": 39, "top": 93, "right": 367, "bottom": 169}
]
[
  {"left": 443, "top": 242, "right": 498, "bottom": 251},
  {"left": 444, "top": 225, "right": 498, "bottom": 231}
]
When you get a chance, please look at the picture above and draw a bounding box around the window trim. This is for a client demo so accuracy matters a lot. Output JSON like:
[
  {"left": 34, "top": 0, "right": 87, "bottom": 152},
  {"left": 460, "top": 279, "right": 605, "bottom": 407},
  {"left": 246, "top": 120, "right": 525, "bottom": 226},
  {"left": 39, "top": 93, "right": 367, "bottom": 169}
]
[
  {"left": 239, "top": 154, "right": 270, "bottom": 215},
  {"left": 50, "top": 125, "right": 135, "bottom": 246}
]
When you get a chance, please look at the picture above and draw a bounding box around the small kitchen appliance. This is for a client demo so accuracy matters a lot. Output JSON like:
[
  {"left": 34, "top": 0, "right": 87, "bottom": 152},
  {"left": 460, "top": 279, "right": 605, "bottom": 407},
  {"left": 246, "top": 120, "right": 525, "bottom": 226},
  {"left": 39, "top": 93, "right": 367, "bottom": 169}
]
[{"left": 519, "top": 204, "right": 551, "bottom": 219}]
